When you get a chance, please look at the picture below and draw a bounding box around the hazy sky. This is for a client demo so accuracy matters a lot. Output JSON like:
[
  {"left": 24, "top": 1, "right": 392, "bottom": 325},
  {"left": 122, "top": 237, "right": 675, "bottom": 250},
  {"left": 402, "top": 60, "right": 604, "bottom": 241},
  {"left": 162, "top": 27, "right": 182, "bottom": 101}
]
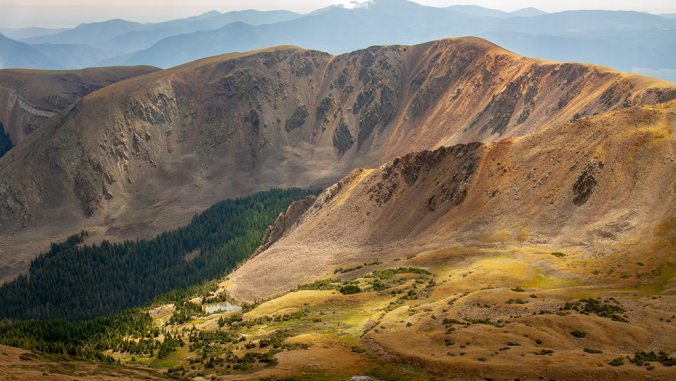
[{"left": 1, "top": 0, "right": 675, "bottom": 28}]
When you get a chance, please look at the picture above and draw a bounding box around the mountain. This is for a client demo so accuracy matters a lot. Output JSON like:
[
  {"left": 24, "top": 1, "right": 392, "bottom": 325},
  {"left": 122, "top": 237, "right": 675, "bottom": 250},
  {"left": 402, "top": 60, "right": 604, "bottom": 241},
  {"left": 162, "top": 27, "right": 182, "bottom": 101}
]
[
  {"left": 447, "top": 5, "right": 546, "bottom": 18},
  {"left": 101, "top": 10, "right": 306, "bottom": 53},
  {"left": 217, "top": 100, "right": 676, "bottom": 381},
  {"left": 0, "top": 33, "right": 64, "bottom": 70},
  {"left": 228, "top": 99, "right": 676, "bottom": 300},
  {"left": 20, "top": 19, "right": 145, "bottom": 46},
  {"left": 123, "top": 2, "right": 676, "bottom": 74},
  {"left": 20, "top": 10, "right": 307, "bottom": 55},
  {"left": 1, "top": 37, "right": 674, "bottom": 284},
  {"left": 447, "top": 5, "right": 511, "bottom": 18},
  {"left": 9, "top": 1, "right": 674, "bottom": 79},
  {"left": 29, "top": 43, "right": 122, "bottom": 69},
  {"left": 0, "top": 27, "right": 70, "bottom": 40},
  {"left": 510, "top": 7, "right": 547, "bottom": 17},
  {"left": 122, "top": 2, "right": 472, "bottom": 68},
  {"left": 0, "top": 65, "right": 160, "bottom": 145},
  {"left": 475, "top": 31, "right": 676, "bottom": 74}
]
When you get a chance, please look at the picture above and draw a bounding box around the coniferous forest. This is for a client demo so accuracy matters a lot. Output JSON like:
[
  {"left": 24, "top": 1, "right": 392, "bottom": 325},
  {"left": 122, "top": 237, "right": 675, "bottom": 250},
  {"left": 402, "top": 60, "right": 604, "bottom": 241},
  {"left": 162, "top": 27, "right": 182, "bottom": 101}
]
[{"left": 0, "top": 188, "right": 321, "bottom": 321}]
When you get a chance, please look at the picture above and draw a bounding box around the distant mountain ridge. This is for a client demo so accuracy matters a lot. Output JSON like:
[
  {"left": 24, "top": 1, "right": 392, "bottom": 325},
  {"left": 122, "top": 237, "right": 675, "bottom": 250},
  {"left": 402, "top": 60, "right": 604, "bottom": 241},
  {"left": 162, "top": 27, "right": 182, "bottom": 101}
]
[
  {"left": 20, "top": 9, "right": 312, "bottom": 53},
  {"left": 0, "top": 0, "right": 673, "bottom": 81},
  {"left": 448, "top": 5, "right": 546, "bottom": 18},
  {"left": 0, "top": 33, "right": 64, "bottom": 70},
  {"left": 120, "top": 4, "right": 676, "bottom": 74}
]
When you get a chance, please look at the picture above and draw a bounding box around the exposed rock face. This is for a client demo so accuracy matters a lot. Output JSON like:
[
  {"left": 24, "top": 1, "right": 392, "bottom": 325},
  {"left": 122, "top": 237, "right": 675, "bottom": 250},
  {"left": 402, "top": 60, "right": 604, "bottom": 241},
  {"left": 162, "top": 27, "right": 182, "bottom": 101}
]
[
  {"left": 253, "top": 195, "right": 318, "bottom": 257},
  {"left": 228, "top": 100, "right": 676, "bottom": 301},
  {"left": 0, "top": 66, "right": 160, "bottom": 145},
  {"left": 573, "top": 161, "right": 602, "bottom": 206},
  {"left": 1, "top": 37, "right": 676, "bottom": 282}
]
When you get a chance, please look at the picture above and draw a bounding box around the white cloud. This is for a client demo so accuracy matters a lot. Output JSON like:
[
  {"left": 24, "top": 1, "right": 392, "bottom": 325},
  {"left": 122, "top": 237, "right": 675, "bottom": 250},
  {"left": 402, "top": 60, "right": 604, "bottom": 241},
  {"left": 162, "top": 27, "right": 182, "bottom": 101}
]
[{"left": 334, "top": 0, "right": 373, "bottom": 10}]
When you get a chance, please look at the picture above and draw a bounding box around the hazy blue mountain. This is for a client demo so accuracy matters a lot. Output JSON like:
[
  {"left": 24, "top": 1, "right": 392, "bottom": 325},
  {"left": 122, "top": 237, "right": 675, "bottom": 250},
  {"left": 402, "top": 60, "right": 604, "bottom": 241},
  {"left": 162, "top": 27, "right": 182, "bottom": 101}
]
[
  {"left": 30, "top": 43, "right": 122, "bottom": 69},
  {"left": 123, "top": 0, "right": 471, "bottom": 67},
  {"left": 476, "top": 31, "right": 675, "bottom": 72},
  {"left": 102, "top": 10, "right": 306, "bottom": 53},
  {"left": 123, "top": 0, "right": 676, "bottom": 75},
  {"left": 0, "top": 27, "right": 70, "bottom": 40},
  {"left": 447, "top": 5, "right": 545, "bottom": 18},
  {"left": 510, "top": 7, "right": 547, "bottom": 17},
  {"left": 447, "top": 5, "right": 510, "bottom": 18},
  {"left": 660, "top": 13, "right": 676, "bottom": 20},
  {"left": 93, "top": 50, "right": 143, "bottom": 67},
  {"left": 0, "top": 33, "right": 64, "bottom": 69},
  {"left": 21, "top": 19, "right": 145, "bottom": 46},
  {"left": 493, "top": 10, "right": 674, "bottom": 35}
]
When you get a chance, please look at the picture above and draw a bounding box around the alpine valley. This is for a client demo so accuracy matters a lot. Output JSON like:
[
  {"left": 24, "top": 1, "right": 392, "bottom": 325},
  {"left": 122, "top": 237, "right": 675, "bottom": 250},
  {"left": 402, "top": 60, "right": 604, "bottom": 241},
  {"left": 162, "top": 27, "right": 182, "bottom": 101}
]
[{"left": 0, "top": 5, "right": 676, "bottom": 381}]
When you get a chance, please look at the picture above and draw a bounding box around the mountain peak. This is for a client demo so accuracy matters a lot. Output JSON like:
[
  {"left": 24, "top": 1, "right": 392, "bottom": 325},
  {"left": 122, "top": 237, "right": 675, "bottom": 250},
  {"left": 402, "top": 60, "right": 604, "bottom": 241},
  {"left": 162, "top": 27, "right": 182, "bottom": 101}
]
[{"left": 510, "top": 7, "right": 547, "bottom": 17}]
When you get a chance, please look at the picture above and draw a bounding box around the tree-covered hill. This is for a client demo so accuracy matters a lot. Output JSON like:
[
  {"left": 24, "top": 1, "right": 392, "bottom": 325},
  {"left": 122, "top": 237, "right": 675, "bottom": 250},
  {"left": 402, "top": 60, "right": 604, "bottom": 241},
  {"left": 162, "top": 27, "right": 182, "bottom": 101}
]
[{"left": 0, "top": 188, "right": 320, "bottom": 321}]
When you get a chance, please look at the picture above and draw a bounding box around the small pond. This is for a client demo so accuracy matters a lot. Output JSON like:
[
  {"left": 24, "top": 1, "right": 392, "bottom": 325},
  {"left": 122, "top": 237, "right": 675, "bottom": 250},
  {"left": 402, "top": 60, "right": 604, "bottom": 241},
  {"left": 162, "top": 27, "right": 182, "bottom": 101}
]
[{"left": 202, "top": 301, "right": 242, "bottom": 314}]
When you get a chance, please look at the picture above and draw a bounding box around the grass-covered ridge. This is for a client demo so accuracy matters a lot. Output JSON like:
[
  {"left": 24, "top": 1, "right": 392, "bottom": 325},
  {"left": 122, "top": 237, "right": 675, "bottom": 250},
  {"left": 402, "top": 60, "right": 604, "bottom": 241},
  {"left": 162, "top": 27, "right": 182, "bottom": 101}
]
[{"left": 0, "top": 188, "right": 321, "bottom": 321}]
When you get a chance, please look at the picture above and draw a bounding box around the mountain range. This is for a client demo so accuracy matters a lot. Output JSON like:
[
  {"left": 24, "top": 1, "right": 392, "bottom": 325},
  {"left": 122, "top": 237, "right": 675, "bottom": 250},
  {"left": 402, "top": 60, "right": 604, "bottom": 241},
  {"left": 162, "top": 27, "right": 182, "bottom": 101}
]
[
  {"left": 0, "top": 0, "right": 674, "bottom": 81},
  {"left": 1, "top": 37, "right": 674, "bottom": 284}
]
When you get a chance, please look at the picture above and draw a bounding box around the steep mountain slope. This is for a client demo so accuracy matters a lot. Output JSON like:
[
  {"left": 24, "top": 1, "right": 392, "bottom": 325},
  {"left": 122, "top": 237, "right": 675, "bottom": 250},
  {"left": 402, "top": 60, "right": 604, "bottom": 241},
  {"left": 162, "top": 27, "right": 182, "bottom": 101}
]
[
  {"left": 0, "top": 33, "right": 64, "bottom": 70},
  {"left": 0, "top": 65, "right": 160, "bottom": 145},
  {"left": 228, "top": 99, "right": 676, "bottom": 302},
  {"left": 1, "top": 37, "right": 675, "bottom": 284}
]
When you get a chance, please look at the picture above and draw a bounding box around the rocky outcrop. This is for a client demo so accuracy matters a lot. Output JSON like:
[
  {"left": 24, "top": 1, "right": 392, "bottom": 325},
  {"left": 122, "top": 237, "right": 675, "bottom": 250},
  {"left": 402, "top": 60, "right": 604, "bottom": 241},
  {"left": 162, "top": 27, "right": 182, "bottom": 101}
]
[{"left": 253, "top": 195, "right": 317, "bottom": 257}]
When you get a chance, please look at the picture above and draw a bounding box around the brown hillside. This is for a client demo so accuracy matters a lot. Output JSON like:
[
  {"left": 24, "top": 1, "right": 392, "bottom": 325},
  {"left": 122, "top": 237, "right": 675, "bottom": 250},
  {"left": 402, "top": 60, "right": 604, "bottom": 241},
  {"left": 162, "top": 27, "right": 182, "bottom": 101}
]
[
  {"left": 1, "top": 37, "right": 675, "bottom": 283},
  {"left": 0, "top": 344, "right": 172, "bottom": 380},
  {"left": 0, "top": 66, "right": 161, "bottom": 145},
  {"left": 228, "top": 100, "right": 676, "bottom": 301}
]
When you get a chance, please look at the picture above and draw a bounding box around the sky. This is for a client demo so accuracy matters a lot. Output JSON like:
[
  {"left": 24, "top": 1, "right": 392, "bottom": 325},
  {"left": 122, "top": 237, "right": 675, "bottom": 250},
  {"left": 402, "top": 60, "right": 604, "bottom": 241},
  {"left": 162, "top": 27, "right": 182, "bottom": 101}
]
[{"left": 0, "top": 0, "right": 675, "bottom": 28}]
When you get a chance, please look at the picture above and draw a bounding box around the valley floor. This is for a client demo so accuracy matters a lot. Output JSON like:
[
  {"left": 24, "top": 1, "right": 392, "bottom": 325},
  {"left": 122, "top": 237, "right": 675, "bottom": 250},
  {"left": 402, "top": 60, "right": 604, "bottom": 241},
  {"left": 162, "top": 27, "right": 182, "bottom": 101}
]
[{"left": 93, "top": 245, "right": 676, "bottom": 381}]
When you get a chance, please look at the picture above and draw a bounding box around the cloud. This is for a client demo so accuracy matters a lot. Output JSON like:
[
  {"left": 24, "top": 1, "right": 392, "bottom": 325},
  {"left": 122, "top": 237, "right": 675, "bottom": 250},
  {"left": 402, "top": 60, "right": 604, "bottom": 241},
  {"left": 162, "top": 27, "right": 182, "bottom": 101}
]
[{"left": 334, "top": 0, "right": 373, "bottom": 10}]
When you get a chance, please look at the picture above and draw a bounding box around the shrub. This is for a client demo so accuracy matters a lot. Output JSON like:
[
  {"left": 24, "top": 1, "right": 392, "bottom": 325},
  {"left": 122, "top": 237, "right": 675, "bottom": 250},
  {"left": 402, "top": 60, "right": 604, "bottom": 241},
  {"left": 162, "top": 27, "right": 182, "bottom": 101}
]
[
  {"left": 584, "top": 348, "right": 603, "bottom": 354},
  {"left": 339, "top": 285, "right": 362, "bottom": 295},
  {"left": 609, "top": 357, "right": 624, "bottom": 366},
  {"left": 351, "top": 346, "right": 366, "bottom": 353},
  {"left": 571, "top": 330, "right": 587, "bottom": 338},
  {"left": 552, "top": 252, "right": 566, "bottom": 258},
  {"left": 285, "top": 105, "right": 309, "bottom": 131}
]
